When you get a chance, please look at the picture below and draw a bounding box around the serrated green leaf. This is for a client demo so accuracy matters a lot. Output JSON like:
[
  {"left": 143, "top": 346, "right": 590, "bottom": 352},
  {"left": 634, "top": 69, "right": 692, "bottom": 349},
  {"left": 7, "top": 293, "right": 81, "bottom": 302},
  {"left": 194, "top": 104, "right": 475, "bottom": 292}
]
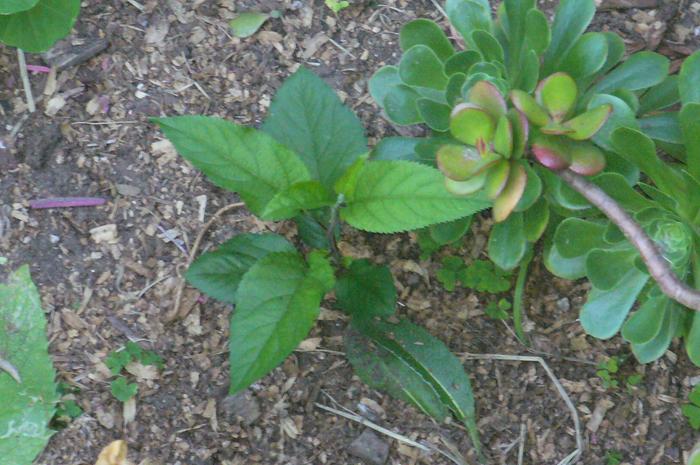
[
  {"left": 105, "top": 349, "right": 131, "bottom": 376},
  {"left": 110, "top": 376, "right": 138, "bottom": 402},
  {"left": 400, "top": 19, "right": 454, "bottom": 62},
  {"left": 335, "top": 259, "right": 396, "bottom": 318},
  {"left": 186, "top": 233, "right": 295, "bottom": 303},
  {"left": 153, "top": 116, "right": 310, "bottom": 215},
  {"left": 229, "top": 252, "right": 325, "bottom": 394},
  {"left": 0, "top": 0, "right": 80, "bottom": 53},
  {"left": 294, "top": 212, "right": 330, "bottom": 249},
  {"left": 229, "top": 12, "right": 270, "bottom": 38},
  {"left": 0, "top": 0, "right": 38, "bottom": 15},
  {"left": 340, "top": 161, "right": 490, "bottom": 233},
  {"left": 346, "top": 318, "right": 481, "bottom": 455},
  {"left": 542, "top": 0, "right": 595, "bottom": 75},
  {"left": 261, "top": 181, "right": 336, "bottom": 221},
  {"left": 680, "top": 50, "right": 700, "bottom": 105},
  {"left": 460, "top": 259, "right": 512, "bottom": 293},
  {"left": 263, "top": 68, "right": 368, "bottom": 188},
  {"left": 306, "top": 250, "right": 336, "bottom": 294},
  {"left": 580, "top": 268, "right": 649, "bottom": 339},
  {"left": 399, "top": 45, "right": 448, "bottom": 90},
  {"left": 445, "top": 0, "right": 491, "bottom": 50},
  {"left": 0, "top": 266, "right": 57, "bottom": 464},
  {"left": 488, "top": 212, "right": 527, "bottom": 270}
]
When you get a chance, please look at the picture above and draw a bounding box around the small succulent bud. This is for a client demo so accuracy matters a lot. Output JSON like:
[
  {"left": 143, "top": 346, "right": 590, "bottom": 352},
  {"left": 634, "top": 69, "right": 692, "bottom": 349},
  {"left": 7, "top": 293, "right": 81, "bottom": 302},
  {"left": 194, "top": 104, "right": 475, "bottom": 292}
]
[
  {"left": 536, "top": 73, "right": 578, "bottom": 122},
  {"left": 450, "top": 104, "right": 496, "bottom": 146}
]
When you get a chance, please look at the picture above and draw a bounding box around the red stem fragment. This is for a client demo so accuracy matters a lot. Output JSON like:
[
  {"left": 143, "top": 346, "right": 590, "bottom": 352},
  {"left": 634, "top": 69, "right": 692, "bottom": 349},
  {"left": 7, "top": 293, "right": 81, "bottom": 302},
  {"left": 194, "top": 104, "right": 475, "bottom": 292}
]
[
  {"left": 557, "top": 169, "right": 700, "bottom": 312},
  {"left": 29, "top": 197, "right": 107, "bottom": 209}
]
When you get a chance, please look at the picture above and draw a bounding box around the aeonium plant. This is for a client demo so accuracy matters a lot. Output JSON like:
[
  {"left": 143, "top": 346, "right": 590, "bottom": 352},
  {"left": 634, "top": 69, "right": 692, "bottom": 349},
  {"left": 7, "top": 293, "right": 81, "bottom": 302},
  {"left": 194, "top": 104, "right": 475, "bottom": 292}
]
[{"left": 370, "top": 0, "right": 700, "bottom": 366}]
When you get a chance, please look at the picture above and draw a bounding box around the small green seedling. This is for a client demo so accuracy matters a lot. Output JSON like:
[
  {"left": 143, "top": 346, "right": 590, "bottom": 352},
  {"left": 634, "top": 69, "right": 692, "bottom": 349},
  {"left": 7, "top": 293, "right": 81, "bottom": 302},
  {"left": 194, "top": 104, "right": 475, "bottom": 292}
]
[
  {"left": 605, "top": 450, "right": 623, "bottom": 465},
  {"left": 436, "top": 257, "right": 512, "bottom": 293},
  {"left": 52, "top": 382, "right": 83, "bottom": 427},
  {"left": 105, "top": 342, "right": 163, "bottom": 403},
  {"left": 325, "top": 0, "right": 350, "bottom": 13},
  {"left": 596, "top": 356, "right": 621, "bottom": 389},
  {"left": 485, "top": 298, "right": 511, "bottom": 320}
]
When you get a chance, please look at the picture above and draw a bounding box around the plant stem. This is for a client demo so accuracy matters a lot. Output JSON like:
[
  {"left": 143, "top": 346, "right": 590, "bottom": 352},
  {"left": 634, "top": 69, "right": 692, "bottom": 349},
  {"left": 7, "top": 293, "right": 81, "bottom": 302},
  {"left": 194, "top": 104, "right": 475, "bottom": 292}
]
[
  {"left": 327, "top": 194, "right": 345, "bottom": 264},
  {"left": 557, "top": 169, "right": 700, "bottom": 312},
  {"left": 17, "top": 49, "right": 35, "bottom": 113},
  {"left": 513, "top": 248, "right": 533, "bottom": 346}
]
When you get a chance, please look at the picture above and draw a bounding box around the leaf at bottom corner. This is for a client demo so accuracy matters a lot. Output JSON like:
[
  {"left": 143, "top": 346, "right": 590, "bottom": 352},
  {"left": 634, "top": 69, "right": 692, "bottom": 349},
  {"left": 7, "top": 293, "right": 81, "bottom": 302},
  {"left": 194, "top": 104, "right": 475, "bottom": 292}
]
[
  {"left": 0, "top": 265, "right": 58, "bottom": 465},
  {"left": 345, "top": 317, "right": 481, "bottom": 456}
]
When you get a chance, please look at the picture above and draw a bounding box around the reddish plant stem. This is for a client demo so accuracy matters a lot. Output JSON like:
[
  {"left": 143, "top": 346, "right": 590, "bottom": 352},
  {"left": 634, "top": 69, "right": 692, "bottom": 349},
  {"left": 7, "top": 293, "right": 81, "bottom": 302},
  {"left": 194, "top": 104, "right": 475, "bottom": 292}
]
[
  {"left": 557, "top": 169, "right": 700, "bottom": 312},
  {"left": 30, "top": 197, "right": 106, "bottom": 209}
]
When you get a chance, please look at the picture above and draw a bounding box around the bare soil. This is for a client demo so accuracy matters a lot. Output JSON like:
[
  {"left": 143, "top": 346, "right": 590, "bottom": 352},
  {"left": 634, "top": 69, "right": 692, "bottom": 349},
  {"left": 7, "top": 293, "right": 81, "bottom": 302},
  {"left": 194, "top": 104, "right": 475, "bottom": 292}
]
[{"left": 1, "top": 1, "right": 699, "bottom": 464}]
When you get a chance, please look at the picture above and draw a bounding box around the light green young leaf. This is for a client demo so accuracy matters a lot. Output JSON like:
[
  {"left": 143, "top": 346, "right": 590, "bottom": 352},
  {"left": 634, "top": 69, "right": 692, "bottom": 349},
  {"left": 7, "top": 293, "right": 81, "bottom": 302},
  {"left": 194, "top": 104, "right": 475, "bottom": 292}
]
[
  {"left": 153, "top": 116, "right": 310, "bottom": 215},
  {"left": 0, "top": 266, "right": 58, "bottom": 464},
  {"left": 261, "top": 181, "right": 336, "bottom": 221},
  {"left": 0, "top": 0, "right": 38, "bottom": 15},
  {"left": 229, "top": 12, "right": 270, "bottom": 38},
  {"left": 340, "top": 161, "right": 490, "bottom": 233},
  {"left": 335, "top": 259, "right": 396, "bottom": 318},
  {"left": 229, "top": 252, "right": 325, "bottom": 394},
  {"left": 399, "top": 19, "right": 454, "bottom": 62},
  {"left": 580, "top": 268, "right": 649, "bottom": 339},
  {"left": 0, "top": 0, "right": 81, "bottom": 53},
  {"left": 346, "top": 317, "right": 481, "bottom": 457},
  {"left": 263, "top": 68, "right": 368, "bottom": 189},
  {"left": 542, "top": 0, "right": 595, "bottom": 75},
  {"left": 186, "top": 233, "right": 295, "bottom": 303}
]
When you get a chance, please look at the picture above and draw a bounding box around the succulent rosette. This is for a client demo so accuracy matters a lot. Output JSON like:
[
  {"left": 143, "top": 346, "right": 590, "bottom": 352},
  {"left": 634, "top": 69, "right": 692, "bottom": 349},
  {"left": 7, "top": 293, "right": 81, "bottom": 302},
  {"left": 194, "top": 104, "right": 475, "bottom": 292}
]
[
  {"left": 511, "top": 72, "right": 612, "bottom": 175},
  {"left": 437, "top": 81, "right": 530, "bottom": 222}
]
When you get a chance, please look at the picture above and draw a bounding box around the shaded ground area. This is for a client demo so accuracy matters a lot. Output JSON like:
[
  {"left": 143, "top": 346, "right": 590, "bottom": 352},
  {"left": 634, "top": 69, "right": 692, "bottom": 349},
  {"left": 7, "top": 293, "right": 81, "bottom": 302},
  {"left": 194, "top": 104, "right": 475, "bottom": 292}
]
[{"left": 1, "top": 0, "right": 699, "bottom": 464}]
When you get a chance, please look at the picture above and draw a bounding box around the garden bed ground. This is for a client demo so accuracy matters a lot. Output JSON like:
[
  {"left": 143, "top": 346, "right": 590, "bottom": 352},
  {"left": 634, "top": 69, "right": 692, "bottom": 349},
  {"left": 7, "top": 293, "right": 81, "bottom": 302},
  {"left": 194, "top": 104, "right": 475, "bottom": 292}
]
[{"left": 1, "top": 1, "right": 700, "bottom": 464}]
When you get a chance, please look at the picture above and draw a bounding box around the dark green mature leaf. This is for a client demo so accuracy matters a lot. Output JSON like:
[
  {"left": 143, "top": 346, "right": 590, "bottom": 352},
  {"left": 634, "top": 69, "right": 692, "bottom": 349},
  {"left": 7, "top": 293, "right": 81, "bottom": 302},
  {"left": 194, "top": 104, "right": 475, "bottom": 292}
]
[
  {"left": 488, "top": 212, "right": 527, "bottom": 270},
  {"left": 544, "top": 241, "right": 587, "bottom": 280},
  {"left": 588, "top": 52, "right": 669, "bottom": 96},
  {"left": 589, "top": 94, "right": 638, "bottom": 151},
  {"left": 261, "top": 181, "right": 336, "bottom": 221},
  {"left": 335, "top": 259, "right": 396, "bottom": 318},
  {"left": 229, "top": 252, "right": 326, "bottom": 394},
  {"left": 593, "top": 173, "right": 655, "bottom": 212},
  {"left": 340, "top": 161, "right": 490, "bottom": 233},
  {"left": 445, "top": 50, "right": 482, "bottom": 76},
  {"left": 638, "top": 76, "right": 679, "bottom": 114},
  {"left": 186, "top": 233, "right": 294, "bottom": 303},
  {"left": 632, "top": 302, "right": 679, "bottom": 364},
  {"left": 229, "top": 12, "right": 270, "bottom": 38},
  {"left": 445, "top": 0, "right": 491, "bottom": 50},
  {"left": 371, "top": 137, "right": 424, "bottom": 164},
  {"left": 263, "top": 68, "right": 368, "bottom": 188},
  {"left": 611, "top": 127, "right": 681, "bottom": 198},
  {"left": 346, "top": 318, "right": 481, "bottom": 454},
  {"left": 680, "top": 50, "right": 700, "bottom": 105},
  {"left": 472, "top": 29, "right": 504, "bottom": 64},
  {"left": 0, "top": 0, "right": 80, "bottom": 53},
  {"left": 0, "top": 0, "right": 38, "bottom": 14},
  {"left": 524, "top": 8, "right": 550, "bottom": 55},
  {"left": 542, "top": 0, "right": 595, "bottom": 75},
  {"left": 523, "top": 197, "right": 549, "bottom": 242},
  {"left": 559, "top": 33, "right": 608, "bottom": 81},
  {"left": 369, "top": 66, "right": 402, "bottom": 106},
  {"left": 154, "top": 116, "right": 310, "bottom": 215},
  {"left": 639, "top": 113, "right": 683, "bottom": 145},
  {"left": 110, "top": 376, "right": 138, "bottom": 402},
  {"left": 384, "top": 85, "right": 423, "bottom": 125},
  {"left": 502, "top": 0, "right": 534, "bottom": 78},
  {"left": 399, "top": 45, "right": 448, "bottom": 90},
  {"left": 586, "top": 248, "right": 637, "bottom": 291},
  {"left": 580, "top": 268, "right": 649, "bottom": 339},
  {"left": 400, "top": 19, "right": 454, "bottom": 62},
  {"left": 680, "top": 103, "right": 700, "bottom": 182},
  {"left": 460, "top": 259, "right": 512, "bottom": 293},
  {"left": 429, "top": 216, "right": 473, "bottom": 245},
  {"left": 416, "top": 99, "right": 451, "bottom": 131},
  {"left": 686, "top": 310, "right": 700, "bottom": 366},
  {"left": 554, "top": 218, "right": 606, "bottom": 258},
  {"left": 0, "top": 266, "right": 57, "bottom": 464},
  {"left": 294, "top": 211, "right": 330, "bottom": 249},
  {"left": 622, "top": 294, "right": 667, "bottom": 344}
]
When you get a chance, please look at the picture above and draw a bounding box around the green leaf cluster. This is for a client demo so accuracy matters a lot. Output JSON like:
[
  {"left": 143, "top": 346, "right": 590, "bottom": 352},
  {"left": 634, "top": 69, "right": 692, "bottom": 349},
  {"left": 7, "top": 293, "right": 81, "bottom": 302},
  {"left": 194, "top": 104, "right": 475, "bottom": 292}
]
[
  {"left": 683, "top": 385, "right": 700, "bottom": 430},
  {"left": 106, "top": 342, "right": 163, "bottom": 403},
  {"left": 0, "top": 266, "right": 58, "bottom": 464},
  {"left": 0, "top": 0, "right": 80, "bottom": 53},
  {"left": 436, "top": 257, "right": 511, "bottom": 293},
  {"left": 155, "top": 68, "right": 483, "bottom": 452}
]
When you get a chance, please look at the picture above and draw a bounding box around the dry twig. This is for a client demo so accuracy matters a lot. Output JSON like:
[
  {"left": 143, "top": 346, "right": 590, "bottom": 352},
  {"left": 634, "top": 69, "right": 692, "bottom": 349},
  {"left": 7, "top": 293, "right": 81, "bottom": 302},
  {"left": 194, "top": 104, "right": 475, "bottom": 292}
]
[
  {"left": 165, "top": 202, "right": 245, "bottom": 322},
  {"left": 461, "top": 353, "right": 583, "bottom": 465},
  {"left": 17, "top": 49, "right": 35, "bottom": 113}
]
